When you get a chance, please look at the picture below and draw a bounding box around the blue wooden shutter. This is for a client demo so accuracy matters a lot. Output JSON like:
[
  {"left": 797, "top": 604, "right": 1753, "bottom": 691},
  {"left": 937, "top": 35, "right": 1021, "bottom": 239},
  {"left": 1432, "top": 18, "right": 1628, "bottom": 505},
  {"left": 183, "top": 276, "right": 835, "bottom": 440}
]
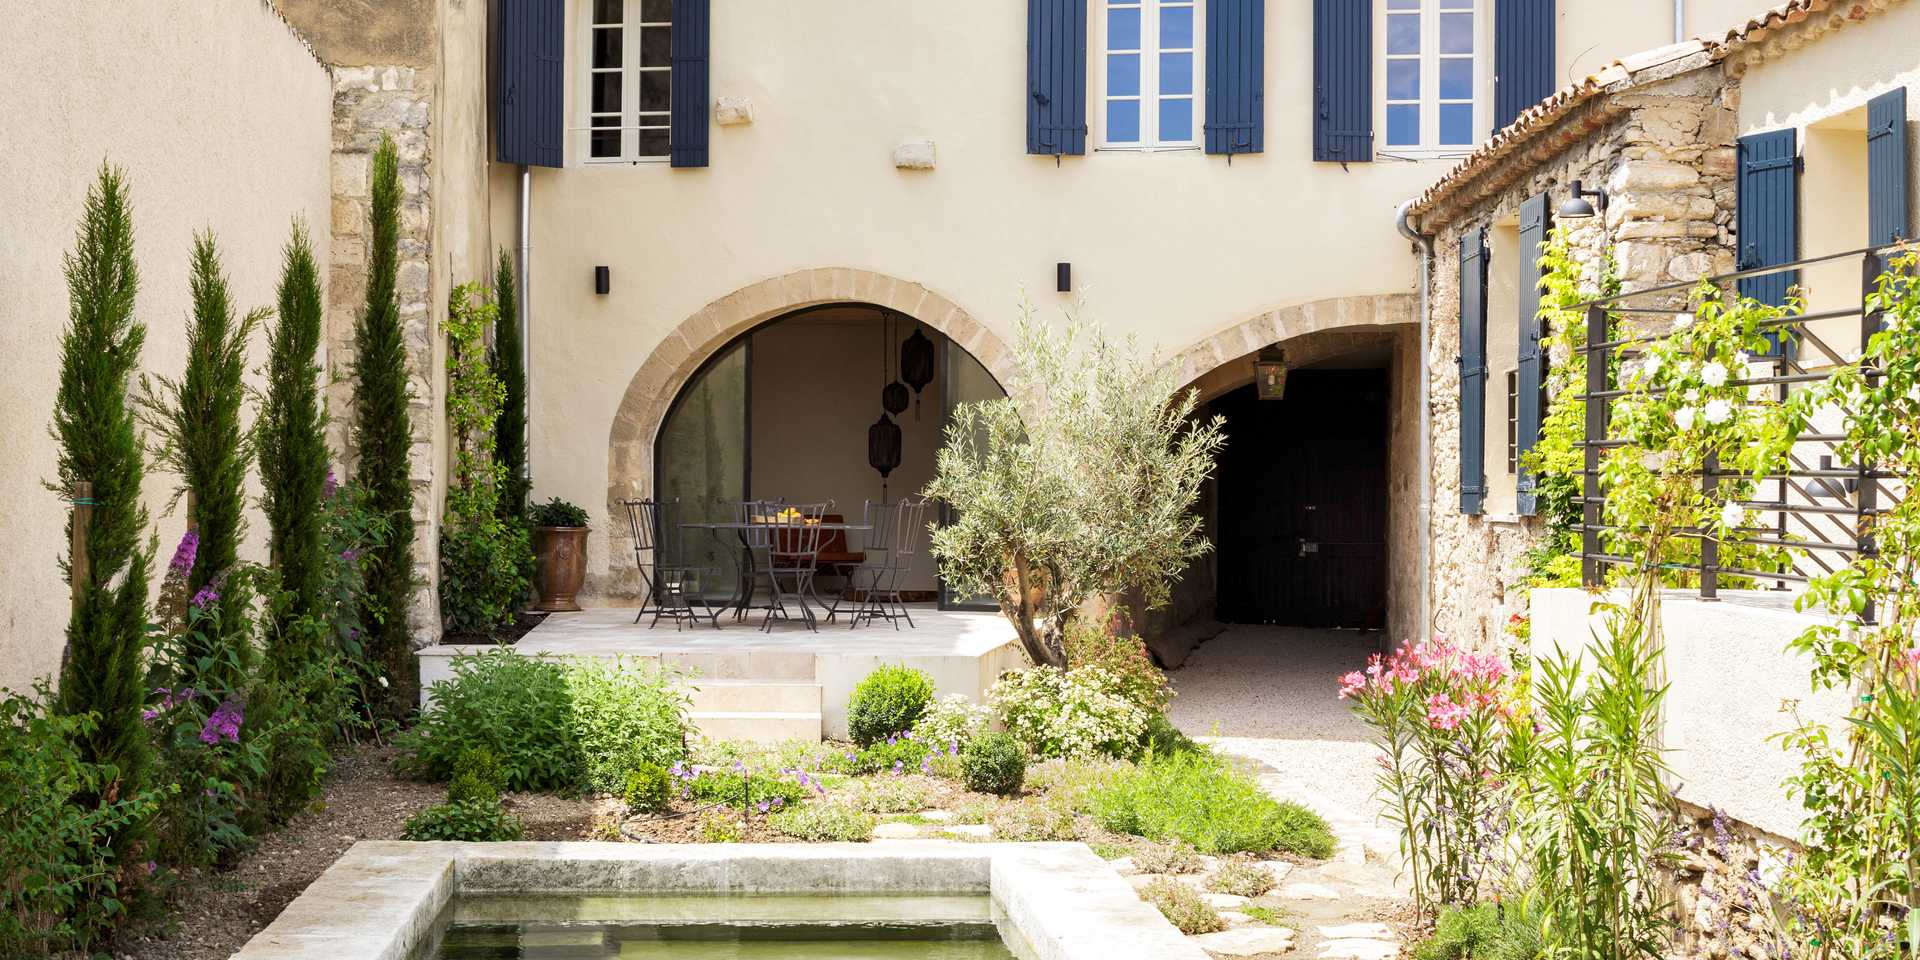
[
  {"left": 1459, "top": 227, "right": 1488, "bottom": 515},
  {"left": 1494, "top": 0, "right": 1555, "bottom": 130},
  {"left": 1205, "top": 0, "right": 1264, "bottom": 156},
  {"left": 1312, "top": 0, "right": 1371, "bottom": 162},
  {"left": 670, "top": 0, "right": 710, "bottom": 168},
  {"left": 1736, "top": 129, "right": 1799, "bottom": 306},
  {"left": 497, "top": 0, "right": 564, "bottom": 167},
  {"left": 1028, "top": 0, "right": 1088, "bottom": 156},
  {"left": 1869, "top": 87, "right": 1909, "bottom": 244},
  {"left": 1514, "top": 193, "right": 1550, "bottom": 517}
]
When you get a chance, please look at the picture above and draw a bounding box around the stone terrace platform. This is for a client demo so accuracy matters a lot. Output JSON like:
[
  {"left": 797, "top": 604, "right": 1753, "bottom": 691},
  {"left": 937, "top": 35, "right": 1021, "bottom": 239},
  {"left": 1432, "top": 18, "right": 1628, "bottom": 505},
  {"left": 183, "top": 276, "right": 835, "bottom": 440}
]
[{"left": 417, "top": 605, "right": 1026, "bottom": 742}]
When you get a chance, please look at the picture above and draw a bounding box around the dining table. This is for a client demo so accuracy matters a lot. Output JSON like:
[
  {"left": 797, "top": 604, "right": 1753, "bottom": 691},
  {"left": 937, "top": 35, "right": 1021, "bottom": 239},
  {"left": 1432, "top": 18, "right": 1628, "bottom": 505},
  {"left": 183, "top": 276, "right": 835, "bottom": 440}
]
[{"left": 679, "top": 519, "right": 874, "bottom": 626}]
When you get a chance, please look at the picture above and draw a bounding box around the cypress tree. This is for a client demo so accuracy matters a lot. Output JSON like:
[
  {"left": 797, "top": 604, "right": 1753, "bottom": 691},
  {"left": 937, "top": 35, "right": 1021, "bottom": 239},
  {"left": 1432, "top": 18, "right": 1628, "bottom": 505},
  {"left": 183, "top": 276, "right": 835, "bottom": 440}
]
[
  {"left": 141, "top": 231, "right": 265, "bottom": 693},
  {"left": 257, "top": 221, "right": 329, "bottom": 634},
  {"left": 53, "top": 163, "right": 154, "bottom": 833},
  {"left": 352, "top": 135, "right": 416, "bottom": 716},
  {"left": 491, "top": 249, "right": 528, "bottom": 523}
]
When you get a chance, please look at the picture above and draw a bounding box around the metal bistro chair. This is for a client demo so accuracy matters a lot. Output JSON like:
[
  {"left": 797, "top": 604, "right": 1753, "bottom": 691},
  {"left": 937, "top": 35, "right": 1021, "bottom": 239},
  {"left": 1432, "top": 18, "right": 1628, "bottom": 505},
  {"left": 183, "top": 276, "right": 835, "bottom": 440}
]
[
  {"left": 843, "top": 497, "right": 930, "bottom": 630},
  {"left": 619, "top": 497, "right": 714, "bottom": 630},
  {"left": 748, "top": 500, "right": 831, "bottom": 632}
]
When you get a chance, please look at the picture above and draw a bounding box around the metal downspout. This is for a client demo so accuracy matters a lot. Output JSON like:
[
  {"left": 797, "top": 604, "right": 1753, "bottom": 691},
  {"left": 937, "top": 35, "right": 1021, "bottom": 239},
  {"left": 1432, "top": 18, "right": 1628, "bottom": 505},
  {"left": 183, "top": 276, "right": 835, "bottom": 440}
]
[
  {"left": 1674, "top": 0, "right": 1686, "bottom": 43},
  {"left": 518, "top": 165, "right": 532, "bottom": 498},
  {"left": 1396, "top": 198, "right": 1436, "bottom": 639}
]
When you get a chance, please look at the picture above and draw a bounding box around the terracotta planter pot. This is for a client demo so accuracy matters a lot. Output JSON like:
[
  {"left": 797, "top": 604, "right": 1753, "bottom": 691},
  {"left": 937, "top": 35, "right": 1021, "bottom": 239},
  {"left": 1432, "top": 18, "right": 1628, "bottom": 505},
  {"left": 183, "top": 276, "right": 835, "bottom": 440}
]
[{"left": 533, "top": 525, "right": 590, "bottom": 612}]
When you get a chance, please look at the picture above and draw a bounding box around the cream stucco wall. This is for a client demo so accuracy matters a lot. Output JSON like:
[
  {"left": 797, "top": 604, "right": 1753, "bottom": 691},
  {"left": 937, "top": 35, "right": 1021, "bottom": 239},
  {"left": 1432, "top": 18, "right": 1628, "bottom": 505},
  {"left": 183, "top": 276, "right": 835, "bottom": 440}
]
[
  {"left": 494, "top": 0, "right": 1725, "bottom": 604},
  {"left": 0, "top": 3, "right": 335, "bottom": 694}
]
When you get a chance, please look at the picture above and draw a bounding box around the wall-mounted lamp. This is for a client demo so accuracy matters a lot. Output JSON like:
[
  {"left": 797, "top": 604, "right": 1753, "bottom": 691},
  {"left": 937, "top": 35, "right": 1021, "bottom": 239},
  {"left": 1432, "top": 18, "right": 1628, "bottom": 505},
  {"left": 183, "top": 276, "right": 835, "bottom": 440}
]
[
  {"left": 1557, "top": 180, "right": 1609, "bottom": 220},
  {"left": 594, "top": 265, "right": 611, "bottom": 295},
  {"left": 1253, "top": 346, "right": 1288, "bottom": 400},
  {"left": 1056, "top": 262, "right": 1072, "bottom": 292}
]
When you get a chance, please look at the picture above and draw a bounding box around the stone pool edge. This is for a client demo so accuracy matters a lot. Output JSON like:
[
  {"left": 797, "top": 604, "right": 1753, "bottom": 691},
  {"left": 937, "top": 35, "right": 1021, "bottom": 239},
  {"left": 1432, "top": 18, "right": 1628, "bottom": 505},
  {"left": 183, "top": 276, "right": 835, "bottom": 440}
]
[{"left": 228, "top": 840, "right": 1210, "bottom": 960}]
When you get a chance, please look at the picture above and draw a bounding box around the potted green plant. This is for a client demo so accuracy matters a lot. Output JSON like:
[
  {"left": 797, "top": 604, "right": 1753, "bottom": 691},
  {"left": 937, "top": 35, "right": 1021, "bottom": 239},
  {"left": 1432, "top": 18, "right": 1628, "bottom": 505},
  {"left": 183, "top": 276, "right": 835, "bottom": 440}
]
[{"left": 530, "top": 497, "right": 591, "bottom": 612}]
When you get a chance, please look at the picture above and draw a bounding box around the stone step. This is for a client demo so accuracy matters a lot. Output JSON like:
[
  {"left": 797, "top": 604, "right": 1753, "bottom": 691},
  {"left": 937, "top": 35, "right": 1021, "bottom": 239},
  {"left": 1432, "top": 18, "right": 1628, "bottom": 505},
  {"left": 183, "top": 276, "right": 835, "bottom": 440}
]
[
  {"left": 684, "top": 679, "right": 823, "bottom": 714},
  {"left": 690, "top": 710, "right": 823, "bottom": 743}
]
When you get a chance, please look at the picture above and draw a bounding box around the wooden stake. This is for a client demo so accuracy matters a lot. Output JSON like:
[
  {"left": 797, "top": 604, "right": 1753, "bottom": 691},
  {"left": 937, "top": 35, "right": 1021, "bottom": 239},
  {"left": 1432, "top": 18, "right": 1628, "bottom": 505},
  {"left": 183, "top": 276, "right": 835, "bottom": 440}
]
[{"left": 70, "top": 481, "right": 93, "bottom": 618}]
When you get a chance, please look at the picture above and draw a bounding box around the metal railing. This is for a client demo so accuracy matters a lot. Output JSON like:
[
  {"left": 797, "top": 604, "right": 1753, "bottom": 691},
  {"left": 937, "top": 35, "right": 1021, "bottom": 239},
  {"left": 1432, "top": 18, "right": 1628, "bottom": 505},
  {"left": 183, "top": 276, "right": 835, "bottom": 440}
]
[{"left": 1576, "top": 243, "right": 1911, "bottom": 622}]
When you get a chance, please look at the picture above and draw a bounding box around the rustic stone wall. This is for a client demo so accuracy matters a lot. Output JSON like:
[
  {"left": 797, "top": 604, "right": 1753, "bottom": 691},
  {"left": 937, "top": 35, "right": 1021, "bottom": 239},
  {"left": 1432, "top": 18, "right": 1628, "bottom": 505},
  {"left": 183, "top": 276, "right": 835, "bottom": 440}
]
[
  {"left": 1666, "top": 803, "right": 1792, "bottom": 960},
  {"left": 326, "top": 65, "right": 442, "bottom": 639},
  {"left": 1424, "top": 64, "right": 1739, "bottom": 654}
]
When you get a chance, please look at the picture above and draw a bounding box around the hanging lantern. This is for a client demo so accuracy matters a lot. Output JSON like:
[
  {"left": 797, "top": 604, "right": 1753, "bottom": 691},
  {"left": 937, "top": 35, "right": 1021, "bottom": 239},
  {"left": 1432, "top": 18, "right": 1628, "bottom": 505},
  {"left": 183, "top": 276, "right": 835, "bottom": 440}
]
[
  {"left": 868, "top": 412, "right": 903, "bottom": 500},
  {"left": 900, "top": 326, "right": 936, "bottom": 418},
  {"left": 878, "top": 309, "right": 911, "bottom": 415},
  {"left": 882, "top": 380, "right": 910, "bottom": 415},
  {"left": 1253, "top": 346, "right": 1288, "bottom": 401}
]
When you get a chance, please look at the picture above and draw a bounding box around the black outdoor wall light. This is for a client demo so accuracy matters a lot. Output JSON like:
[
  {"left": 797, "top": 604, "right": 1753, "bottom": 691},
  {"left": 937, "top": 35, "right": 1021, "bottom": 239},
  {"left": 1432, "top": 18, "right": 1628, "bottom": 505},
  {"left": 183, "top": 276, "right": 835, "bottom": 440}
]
[
  {"left": 594, "top": 265, "right": 611, "bottom": 295},
  {"left": 1558, "top": 180, "right": 1609, "bottom": 219},
  {"left": 1057, "top": 262, "right": 1072, "bottom": 292}
]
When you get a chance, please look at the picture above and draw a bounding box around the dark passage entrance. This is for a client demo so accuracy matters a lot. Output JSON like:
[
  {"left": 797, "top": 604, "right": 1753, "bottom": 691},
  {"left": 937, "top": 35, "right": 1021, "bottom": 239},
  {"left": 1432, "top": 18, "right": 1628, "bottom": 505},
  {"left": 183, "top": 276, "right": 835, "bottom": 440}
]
[{"left": 1214, "top": 369, "right": 1389, "bottom": 629}]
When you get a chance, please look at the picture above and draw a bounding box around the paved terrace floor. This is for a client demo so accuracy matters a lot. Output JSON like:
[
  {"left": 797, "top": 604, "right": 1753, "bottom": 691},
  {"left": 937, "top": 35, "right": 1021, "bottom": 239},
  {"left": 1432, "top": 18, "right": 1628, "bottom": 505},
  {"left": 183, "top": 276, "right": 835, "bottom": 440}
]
[{"left": 513, "top": 604, "right": 1016, "bottom": 658}]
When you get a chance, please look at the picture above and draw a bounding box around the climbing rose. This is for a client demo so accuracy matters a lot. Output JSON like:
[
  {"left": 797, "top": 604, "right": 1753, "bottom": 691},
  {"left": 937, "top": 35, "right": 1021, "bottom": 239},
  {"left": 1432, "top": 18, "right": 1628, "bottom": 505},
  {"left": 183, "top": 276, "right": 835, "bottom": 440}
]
[
  {"left": 1701, "top": 361, "right": 1729, "bottom": 388},
  {"left": 1703, "top": 398, "right": 1733, "bottom": 425},
  {"left": 1675, "top": 407, "right": 1697, "bottom": 430},
  {"left": 1720, "top": 499, "right": 1745, "bottom": 530}
]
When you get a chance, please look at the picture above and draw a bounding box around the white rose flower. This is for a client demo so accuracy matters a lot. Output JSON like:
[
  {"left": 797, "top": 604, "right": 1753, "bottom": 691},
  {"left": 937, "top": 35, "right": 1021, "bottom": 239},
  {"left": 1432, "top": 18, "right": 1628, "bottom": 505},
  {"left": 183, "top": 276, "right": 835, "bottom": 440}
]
[
  {"left": 1641, "top": 449, "right": 1669, "bottom": 471},
  {"left": 1721, "top": 499, "right": 1744, "bottom": 529},
  {"left": 1704, "top": 398, "right": 1732, "bottom": 424},
  {"left": 1735, "top": 351, "right": 1751, "bottom": 368},
  {"left": 1686, "top": 389, "right": 1700, "bottom": 404},
  {"left": 1673, "top": 312, "right": 1695, "bottom": 329},
  {"left": 1641, "top": 353, "right": 1662, "bottom": 379},
  {"left": 1701, "top": 361, "right": 1729, "bottom": 388},
  {"left": 1675, "top": 407, "right": 1697, "bottom": 430}
]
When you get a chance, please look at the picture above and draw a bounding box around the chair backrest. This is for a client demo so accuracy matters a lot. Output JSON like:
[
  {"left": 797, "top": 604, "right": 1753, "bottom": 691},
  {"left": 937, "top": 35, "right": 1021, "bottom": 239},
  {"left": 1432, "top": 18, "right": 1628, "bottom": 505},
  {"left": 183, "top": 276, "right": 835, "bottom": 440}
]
[
  {"left": 764, "top": 501, "right": 832, "bottom": 563},
  {"left": 620, "top": 498, "right": 660, "bottom": 558},
  {"left": 861, "top": 498, "right": 894, "bottom": 558},
  {"left": 887, "top": 498, "right": 932, "bottom": 570}
]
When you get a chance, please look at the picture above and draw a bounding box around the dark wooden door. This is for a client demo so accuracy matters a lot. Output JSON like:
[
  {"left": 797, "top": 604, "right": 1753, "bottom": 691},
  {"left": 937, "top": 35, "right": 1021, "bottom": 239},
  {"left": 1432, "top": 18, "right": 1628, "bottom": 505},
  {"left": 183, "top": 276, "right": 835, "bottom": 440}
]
[{"left": 1215, "top": 370, "right": 1389, "bottom": 628}]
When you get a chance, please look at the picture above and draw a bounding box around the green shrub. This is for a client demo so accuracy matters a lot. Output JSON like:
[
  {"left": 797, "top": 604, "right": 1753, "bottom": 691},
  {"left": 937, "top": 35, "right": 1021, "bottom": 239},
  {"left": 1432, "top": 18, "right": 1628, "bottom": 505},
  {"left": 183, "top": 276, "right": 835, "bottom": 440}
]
[
  {"left": 847, "top": 665, "right": 936, "bottom": 746},
  {"left": 1024, "top": 758, "right": 1118, "bottom": 812},
  {"left": 699, "top": 811, "right": 746, "bottom": 843},
  {"left": 990, "top": 666, "right": 1150, "bottom": 761},
  {"left": 849, "top": 776, "right": 931, "bottom": 814},
  {"left": 1138, "top": 877, "right": 1224, "bottom": 935},
  {"left": 909, "top": 693, "right": 992, "bottom": 749},
  {"left": 987, "top": 797, "right": 1076, "bottom": 842},
  {"left": 492, "top": 249, "right": 529, "bottom": 523},
  {"left": 397, "top": 650, "right": 581, "bottom": 791},
  {"left": 1132, "top": 840, "right": 1204, "bottom": 875},
  {"left": 1139, "top": 711, "right": 1201, "bottom": 758},
  {"left": 447, "top": 747, "right": 504, "bottom": 805},
  {"left": 258, "top": 221, "right": 330, "bottom": 633},
  {"left": 1062, "top": 620, "right": 1171, "bottom": 712},
  {"left": 771, "top": 802, "right": 875, "bottom": 842},
  {"left": 447, "top": 770, "right": 498, "bottom": 806},
  {"left": 563, "top": 657, "right": 690, "bottom": 792},
  {"left": 1206, "top": 857, "right": 1277, "bottom": 897},
  {"left": 847, "top": 734, "right": 939, "bottom": 775},
  {"left": 961, "top": 732, "right": 1027, "bottom": 796},
  {"left": 530, "top": 497, "right": 590, "bottom": 528},
  {"left": 622, "top": 764, "right": 673, "bottom": 814},
  {"left": 685, "top": 766, "right": 809, "bottom": 812},
  {"left": 1, "top": 688, "right": 166, "bottom": 955},
  {"left": 1090, "top": 750, "right": 1333, "bottom": 857},
  {"left": 1413, "top": 901, "right": 1544, "bottom": 960},
  {"left": 400, "top": 799, "right": 523, "bottom": 841}
]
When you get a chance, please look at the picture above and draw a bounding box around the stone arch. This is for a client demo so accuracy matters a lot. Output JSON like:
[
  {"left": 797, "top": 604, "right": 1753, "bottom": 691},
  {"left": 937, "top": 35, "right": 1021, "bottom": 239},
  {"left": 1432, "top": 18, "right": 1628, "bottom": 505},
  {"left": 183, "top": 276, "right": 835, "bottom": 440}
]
[
  {"left": 601, "top": 268, "right": 1015, "bottom": 594},
  {"left": 1167, "top": 293, "right": 1418, "bottom": 401}
]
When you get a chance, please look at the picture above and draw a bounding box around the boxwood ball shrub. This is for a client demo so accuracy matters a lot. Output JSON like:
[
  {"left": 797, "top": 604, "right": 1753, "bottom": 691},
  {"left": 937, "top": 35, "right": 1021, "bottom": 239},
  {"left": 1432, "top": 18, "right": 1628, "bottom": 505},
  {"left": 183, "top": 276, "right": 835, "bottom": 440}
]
[
  {"left": 400, "top": 799, "right": 523, "bottom": 842},
  {"left": 622, "top": 763, "right": 673, "bottom": 814},
  {"left": 1090, "top": 749, "right": 1334, "bottom": 857},
  {"left": 961, "top": 731, "right": 1027, "bottom": 796},
  {"left": 847, "top": 665, "right": 936, "bottom": 746}
]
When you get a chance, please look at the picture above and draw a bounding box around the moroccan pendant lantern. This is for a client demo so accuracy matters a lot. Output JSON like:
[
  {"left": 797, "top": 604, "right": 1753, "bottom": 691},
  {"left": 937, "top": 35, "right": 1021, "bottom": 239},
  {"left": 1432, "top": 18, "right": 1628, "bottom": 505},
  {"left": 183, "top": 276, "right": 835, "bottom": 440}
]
[
  {"left": 900, "top": 325, "right": 936, "bottom": 419},
  {"left": 868, "top": 413, "right": 903, "bottom": 501}
]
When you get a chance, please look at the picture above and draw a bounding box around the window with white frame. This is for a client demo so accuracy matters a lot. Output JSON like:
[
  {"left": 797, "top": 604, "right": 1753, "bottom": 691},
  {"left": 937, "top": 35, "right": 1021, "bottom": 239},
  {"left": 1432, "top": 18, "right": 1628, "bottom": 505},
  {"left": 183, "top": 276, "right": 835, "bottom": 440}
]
[
  {"left": 1383, "top": 0, "right": 1480, "bottom": 150},
  {"left": 587, "top": 0, "right": 672, "bottom": 162},
  {"left": 1101, "top": 0, "right": 1199, "bottom": 148}
]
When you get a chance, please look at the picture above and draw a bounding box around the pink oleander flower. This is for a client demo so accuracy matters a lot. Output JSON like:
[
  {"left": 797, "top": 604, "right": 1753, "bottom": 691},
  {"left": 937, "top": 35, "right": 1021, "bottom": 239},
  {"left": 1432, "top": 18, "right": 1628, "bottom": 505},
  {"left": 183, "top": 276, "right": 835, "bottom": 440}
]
[
  {"left": 1901, "top": 647, "right": 1920, "bottom": 672},
  {"left": 168, "top": 530, "right": 199, "bottom": 575},
  {"left": 1461, "top": 652, "right": 1508, "bottom": 686},
  {"left": 1427, "top": 693, "right": 1470, "bottom": 731},
  {"left": 1337, "top": 670, "right": 1367, "bottom": 699}
]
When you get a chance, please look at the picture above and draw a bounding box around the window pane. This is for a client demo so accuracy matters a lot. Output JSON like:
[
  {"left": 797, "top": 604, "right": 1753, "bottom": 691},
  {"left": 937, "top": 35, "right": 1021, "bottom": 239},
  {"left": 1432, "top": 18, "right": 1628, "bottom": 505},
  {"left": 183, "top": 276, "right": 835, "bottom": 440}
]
[
  {"left": 593, "top": 0, "right": 622, "bottom": 24},
  {"left": 1107, "top": 53, "right": 1140, "bottom": 96},
  {"left": 1160, "top": 97, "right": 1193, "bottom": 142},
  {"left": 1439, "top": 59, "right": 1473, "bottom": 100},
  {"left": 641, "top": 0, "right": 671, "bottom": 22},
  {"left": 593, "top": 27, "right": 621, "bottom": 68},
  {"left": 592, "top": 72, "right": 621, "bottom": 112},
  {"left": 1107, "top": 7, "right": 1140, "bottom": 50},
  {"left": 1439, "top": 102, "right": 1474, "bottom": 144},
  {"left": 639, "top": 129, "right": 670, "bottom": 157},
  {"left": 1107, "top": 99, "right": 1140, "bottom": 142},
  {"left": 591, "top": 127, "right": 621, "bottom": 158},
  {"left": 640, "top": 70, "right": 671, "bottom": 111},
  {"left": 1161, "top": 6, "right": 1193, "bottom": 48},
  {"left": 1440, "top": 13, "right": 1474, "bottom": 54},
  {"left": 1387, "top": 103, "right": 1418, "bottom": 145},
  {"left": 641, "top": 25, "right": 672, "bottom": 67},
  {"left": 1387, "top": 60, "right": 1419, "bottom": 100},
  {"left": 1387, "top": 13, "right": 1420, "bottom": 54},
  {"left": 1387, "top": 0, "right": 1419, "bottom": 8},
  {"left": 1160, "top": 52, "right": 1192, "bottom": 95}
]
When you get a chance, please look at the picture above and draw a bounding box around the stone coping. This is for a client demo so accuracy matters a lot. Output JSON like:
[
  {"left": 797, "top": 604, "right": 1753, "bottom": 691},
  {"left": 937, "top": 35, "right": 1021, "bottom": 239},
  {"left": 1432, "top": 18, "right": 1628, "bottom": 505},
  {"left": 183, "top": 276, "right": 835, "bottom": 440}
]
[{"left": 231, "top": 840, "right": 1210, "bottom": 960}]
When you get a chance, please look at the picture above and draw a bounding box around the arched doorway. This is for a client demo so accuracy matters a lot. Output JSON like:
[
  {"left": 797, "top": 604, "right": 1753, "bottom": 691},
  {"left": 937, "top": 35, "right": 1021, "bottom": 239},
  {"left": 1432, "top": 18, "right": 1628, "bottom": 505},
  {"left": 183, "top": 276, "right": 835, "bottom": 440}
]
[{"left": 649, "top": 303, "right": 1005, "bottom": 608}]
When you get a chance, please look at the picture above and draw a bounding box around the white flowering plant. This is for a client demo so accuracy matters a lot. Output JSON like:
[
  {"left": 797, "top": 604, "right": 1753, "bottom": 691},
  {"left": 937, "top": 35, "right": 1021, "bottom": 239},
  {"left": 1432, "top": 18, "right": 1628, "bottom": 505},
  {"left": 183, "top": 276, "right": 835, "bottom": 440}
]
[
  {"left": 909, "top": 694, "right": 994, "bottom": 751},
  {"left": 989, "top": 665, "right": 1150, "bottom": 762}
]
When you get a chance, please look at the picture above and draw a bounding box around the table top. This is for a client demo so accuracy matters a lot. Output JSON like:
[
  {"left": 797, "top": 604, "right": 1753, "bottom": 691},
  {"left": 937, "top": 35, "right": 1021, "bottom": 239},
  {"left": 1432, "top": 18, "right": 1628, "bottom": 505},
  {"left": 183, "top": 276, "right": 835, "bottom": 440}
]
[{"left": 681, "top": 520, "right": 874, "bottom": 531}]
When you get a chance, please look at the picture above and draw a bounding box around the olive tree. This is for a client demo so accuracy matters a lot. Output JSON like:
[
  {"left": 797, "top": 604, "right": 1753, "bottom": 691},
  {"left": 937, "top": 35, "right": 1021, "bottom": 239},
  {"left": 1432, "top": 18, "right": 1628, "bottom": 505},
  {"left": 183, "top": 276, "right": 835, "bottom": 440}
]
[{"left": 925, "top": 304, "right": 1224, "bottom": 668}]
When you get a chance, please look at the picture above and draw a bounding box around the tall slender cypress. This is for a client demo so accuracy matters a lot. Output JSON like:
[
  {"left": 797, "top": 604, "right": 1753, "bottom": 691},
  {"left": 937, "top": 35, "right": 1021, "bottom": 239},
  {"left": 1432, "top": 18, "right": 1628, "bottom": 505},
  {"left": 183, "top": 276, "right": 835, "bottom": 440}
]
[
  {"left": 141, "top": 232, "right": 264, "bottom": 693},
  {"left": 352, "top": 136, "right": 416, "bottom": 715},
  {"left": 258, "top": 221, "right": 329, "bottom": 635},
  {"left": 53, "top": 163, "right": 154, "bottom": 830},
  {"left": 491, "top": 249, "right": 527, "bottom": 522}
]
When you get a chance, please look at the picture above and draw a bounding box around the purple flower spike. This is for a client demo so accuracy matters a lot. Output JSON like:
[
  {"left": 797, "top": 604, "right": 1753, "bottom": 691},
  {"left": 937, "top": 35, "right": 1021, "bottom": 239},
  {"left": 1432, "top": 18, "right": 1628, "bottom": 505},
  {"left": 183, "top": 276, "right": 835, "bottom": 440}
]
[
  {"left": 323, "top": 470, "right": 339, "bottom": 498},
  {"left": 191, "top": 583, "right": 220, "bottom": 609},
  {"left": 168, "top": 531, "right": 199, "bottom": 575}
]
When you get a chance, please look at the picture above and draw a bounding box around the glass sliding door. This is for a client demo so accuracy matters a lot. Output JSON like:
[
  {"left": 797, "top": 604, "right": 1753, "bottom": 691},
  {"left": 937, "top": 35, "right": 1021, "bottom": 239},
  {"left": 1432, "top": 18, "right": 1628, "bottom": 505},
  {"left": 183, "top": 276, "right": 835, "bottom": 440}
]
[
  {"left": 654, "top": 339, "right": 748, "bottom": 602},
  {"left": 937, "top": 338, "right": 1008, "bottom": 611}
]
